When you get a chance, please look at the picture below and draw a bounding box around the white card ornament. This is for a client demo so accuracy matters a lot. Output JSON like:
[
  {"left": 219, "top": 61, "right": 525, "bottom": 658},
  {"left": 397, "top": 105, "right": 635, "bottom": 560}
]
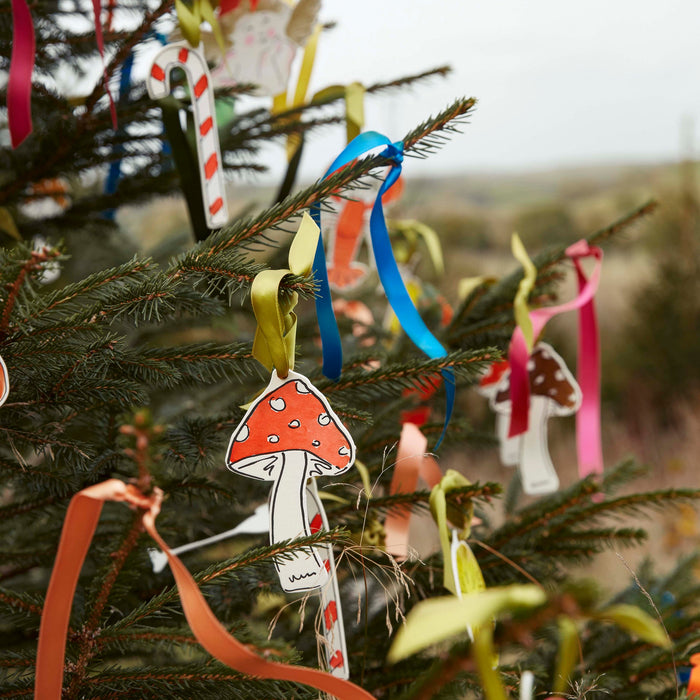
[
  {"left": 147, "top": 41, "right": 229, "bottom": 229},
  {"left": 519, "top": 670, "right": 535, "bottom": 700},
  {"left": 0, "top": 355, "right": 9, "bottom": 407},
  {"left": 306, "top": 480, "right": 349, "bottom": 679},
  {"left": 147, "top": 504, "right": 269, "bottom": 573},
  {"left": 226, "top": 369, "right": 355, "bottom": 592},
  {"left": 491, "top": 342, "right": 582, "bottom": 496},
  {"left": 476, "top": 360, "right": 520, "bottom": 467},
  {"left": 210, "top": 0, "right": 320, "bottom": 96}
]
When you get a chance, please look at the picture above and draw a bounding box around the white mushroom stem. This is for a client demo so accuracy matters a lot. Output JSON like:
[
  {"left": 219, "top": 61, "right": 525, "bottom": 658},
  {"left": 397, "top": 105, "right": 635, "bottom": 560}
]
[
  {"left": 495, "top": 412, "right": 521, "bottom": 467},
  {"left": 518, "top": 396, "right": 560, "bottom": 495},
  {"left": 269, "top": 450, "right": 330, "bottom": 592}
]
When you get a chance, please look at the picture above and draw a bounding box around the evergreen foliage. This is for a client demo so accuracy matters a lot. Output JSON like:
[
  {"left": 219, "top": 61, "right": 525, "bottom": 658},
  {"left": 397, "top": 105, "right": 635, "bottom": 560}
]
[{"left": 0, "top": 1, "right": 694, "bottom": 698}]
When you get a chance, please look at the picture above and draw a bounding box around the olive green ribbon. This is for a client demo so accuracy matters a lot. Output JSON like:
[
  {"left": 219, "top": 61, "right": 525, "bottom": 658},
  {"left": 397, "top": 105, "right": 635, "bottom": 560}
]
[
  {"left": 429, "top": 469, "right": 483, "bottom": 596},
  {"left": 251, "top": 212, "right": 320, "bottom": 377},
  {"left": 511, "top": 233, "right": 536, "bottom": 352},
  {"left": 175, "top": 0, "right": 225, "bottom": 52}
]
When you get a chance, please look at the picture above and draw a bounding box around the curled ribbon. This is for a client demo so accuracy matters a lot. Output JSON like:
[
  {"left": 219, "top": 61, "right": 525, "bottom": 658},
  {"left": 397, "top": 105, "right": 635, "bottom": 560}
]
[
  {"left": 311, "top": 131, "right": 455, "bottom": 448},
  {"left": 507, "top": 240, "right": 603, "bottom": 480},
  {"left": 35, "top": 478, "right": 373, "bottom": 699},
  {"left": 251, "top": 212, "right": 320, "bottom": 377},
  {"left": 384, "top": 423, "right": 442, "bottom": 560},
  {"left": 9, "top": 0, "right": 115, "bottom": 148}
]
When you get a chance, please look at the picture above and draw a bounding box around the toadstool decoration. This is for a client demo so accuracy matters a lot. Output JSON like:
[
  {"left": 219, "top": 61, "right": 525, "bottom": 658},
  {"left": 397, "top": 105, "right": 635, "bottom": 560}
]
[
  {"left": 226, "top": 370, "right": 355, "bottom": 592},
  {"left": 491, "top": 343, "right": 581, "bottom": 495},
  {"left": 476, "top": 359, "right": 520, "bottom": 467}
]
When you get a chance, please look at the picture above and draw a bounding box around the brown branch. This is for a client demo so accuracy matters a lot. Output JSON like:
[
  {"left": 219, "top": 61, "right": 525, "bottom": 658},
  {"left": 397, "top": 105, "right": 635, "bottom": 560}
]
[
  {"left": 0, "top": 590, "right": 43, "bottom": 617},
  {"left": 65, "top": 513, "right": 144, "bottom": 698},
  {"left": 0, "top": 249, "right": 57, "bottom": 335}
]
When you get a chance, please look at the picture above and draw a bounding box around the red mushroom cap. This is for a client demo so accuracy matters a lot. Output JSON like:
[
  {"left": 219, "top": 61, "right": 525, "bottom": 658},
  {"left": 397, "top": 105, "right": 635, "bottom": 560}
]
[
  {"left": 226, "top": 371, "right": 355, "bottom": 479},
  {"left": 479, "top": 360, "right": 509, "bottom": 389}
]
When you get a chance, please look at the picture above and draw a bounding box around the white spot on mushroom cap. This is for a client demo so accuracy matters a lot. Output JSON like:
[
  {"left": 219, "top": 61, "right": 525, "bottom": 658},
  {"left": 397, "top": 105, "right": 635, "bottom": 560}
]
[
  {"left": 318, "top": 413, "right": 331, "bottom": 426},
  {"left": 554, "top": 370, "right": 564, "bottom": 381},
  {"left": 338, "top": 446, "right": 349, "bottom": 456},
  {"left": 548, "top": 388, "right": 557, "bottom": 396},
  {"left": 312, "top": 439, "right": 320, "bottom": 447},
  {"left": 527, "top": 360, "right": 535, "bottom": 371},
  {"left": 288, "top": 419, "right": 300, "bottom": 428},
  {"left": 236, "top": 425, "right": 249, "bottom": 441},
  {"left": 267, "top": 434, "right": 279, "bottom": 443},
  {"left": 295, "top": 381, "right": 310, "bottom": 394},
  {"left": 270, "top": 397, "right": 286, "bottom": 412},
  {"left": 534, "top": 375, "right": 545, "bottom": 385}
]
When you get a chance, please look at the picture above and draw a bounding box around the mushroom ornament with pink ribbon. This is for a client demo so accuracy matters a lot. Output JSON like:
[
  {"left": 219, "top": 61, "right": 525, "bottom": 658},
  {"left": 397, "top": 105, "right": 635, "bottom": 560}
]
[
  {"left": 226, "top": 370, "right": 355, "bottom": 592},
  {"left": 491, "top": 343, "right": 581, "bottom": 495}
]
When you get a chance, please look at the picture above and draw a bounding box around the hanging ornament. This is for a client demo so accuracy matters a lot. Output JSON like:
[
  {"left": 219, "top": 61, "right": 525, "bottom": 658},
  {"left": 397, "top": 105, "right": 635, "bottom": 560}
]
[
  {"left": 227, "top": 369, "right": 355, "bottom": 592},
  {"left": 504, "top": 238, "right": 604, "bottom": 492},
  {"left": 322, "top": 174, "right": 403, "bottom": 292},
  {"left": 147, "top": 41, "right": 229, "bottom": 229},
  {"left": 491, "top": 343, "right": 581, "bottom": 495},
  {"left": 0, "top": 355, "right": 9, "bottom": 407},
  {"left": 475, "top": 360, "right": 521, "bottom": 467},
  {"left": 227, "top": 212, "right": 357, "bottom": 592},
  {"left": 306, "top": 480, "right": 350, "bottom": 678},
  {"left": 208, "top": 0, "right": 320, "bottom": 96}
]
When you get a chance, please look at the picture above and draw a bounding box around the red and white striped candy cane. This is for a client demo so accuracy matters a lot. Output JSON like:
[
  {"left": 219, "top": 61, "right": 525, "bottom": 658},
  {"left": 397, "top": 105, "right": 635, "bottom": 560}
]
[
  {"left": 147, "top": 41, "right": 229, "bottom": 229},
  {"left": 307, "top": 481, "right": 349, "bottom": 680}
]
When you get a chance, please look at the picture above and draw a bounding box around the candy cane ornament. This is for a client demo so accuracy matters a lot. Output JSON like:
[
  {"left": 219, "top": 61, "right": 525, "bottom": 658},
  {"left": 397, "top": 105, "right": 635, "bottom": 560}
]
[
  {"left": 306, "top": 480, "right": 350, "bottom": 679},
  {"left": 147, "top": 41, "right": 229, "bottom": 229}
]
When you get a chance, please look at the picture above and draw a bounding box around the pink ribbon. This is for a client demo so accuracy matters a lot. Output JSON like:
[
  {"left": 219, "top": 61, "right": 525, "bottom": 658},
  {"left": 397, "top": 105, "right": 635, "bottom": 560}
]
[
  {"left": 8, "top": 0, "right": 35, "bottom": 147},
  {"left": 508, "top": 240, "right": 603, "bottom": 480},
  {"left": 385, "top": 422, "right": 442, "bottom": 560},
  {"left": 8, "top": 0, "right": 115, "bottom": 149}
]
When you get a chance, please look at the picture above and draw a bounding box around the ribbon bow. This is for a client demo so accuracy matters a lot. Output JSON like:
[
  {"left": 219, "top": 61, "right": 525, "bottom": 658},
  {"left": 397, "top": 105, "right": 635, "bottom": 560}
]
[{"left": 311, "top": 131, "right": 455, "bottom": 448}]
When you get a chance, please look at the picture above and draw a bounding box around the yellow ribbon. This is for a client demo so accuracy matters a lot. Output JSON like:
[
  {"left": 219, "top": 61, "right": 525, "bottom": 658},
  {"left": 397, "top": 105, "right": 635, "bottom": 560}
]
[
  {"left": 457, "top": 275, "right": 496, "bottom": 302},
  {"left": 429, "top": 469, "right": 482, "bottom": 596},
  {"left": 251, "top": 212, "right": 320, "bottom": 377},
  {"left": 344, "top": 82, "right": 365, "bottom": 143},
  {"left": 511, "top": 233, "right": 536, "bottom": 352},
  {"left": 389, "top": 219, "right": 444, "bottom": 276}
]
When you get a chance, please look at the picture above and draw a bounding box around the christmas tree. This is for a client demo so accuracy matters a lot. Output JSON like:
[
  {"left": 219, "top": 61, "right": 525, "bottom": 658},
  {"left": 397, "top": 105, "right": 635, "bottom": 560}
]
[{"left": 1, "top": 1, "right": 699, "bottom": 698}]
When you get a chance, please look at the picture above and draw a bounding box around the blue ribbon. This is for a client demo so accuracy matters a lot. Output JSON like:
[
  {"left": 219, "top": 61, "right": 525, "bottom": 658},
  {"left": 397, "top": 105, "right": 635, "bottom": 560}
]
[{"left": 311, "top": 131, "right": 455, "bottom": 448}]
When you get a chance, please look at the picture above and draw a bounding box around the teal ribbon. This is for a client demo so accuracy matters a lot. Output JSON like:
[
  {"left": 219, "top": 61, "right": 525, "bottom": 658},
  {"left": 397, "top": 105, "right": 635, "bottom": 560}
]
[{"left": 311, "top": 131, "right": 455, "bottom": 448}]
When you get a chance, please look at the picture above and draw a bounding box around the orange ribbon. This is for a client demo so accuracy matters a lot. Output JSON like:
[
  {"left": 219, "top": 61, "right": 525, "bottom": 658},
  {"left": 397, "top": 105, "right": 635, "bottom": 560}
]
[
  {"left": 35, "top": 479, "right": 374, "bottom": 700},
  {"left": 384, "top": 423, "right": 442, "bottom": 560}
]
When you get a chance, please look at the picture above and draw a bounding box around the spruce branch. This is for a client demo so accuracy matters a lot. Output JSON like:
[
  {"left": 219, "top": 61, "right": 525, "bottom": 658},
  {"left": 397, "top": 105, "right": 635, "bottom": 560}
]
[{"left": 185, "top": 97, "right": 476, "bottom": 258}]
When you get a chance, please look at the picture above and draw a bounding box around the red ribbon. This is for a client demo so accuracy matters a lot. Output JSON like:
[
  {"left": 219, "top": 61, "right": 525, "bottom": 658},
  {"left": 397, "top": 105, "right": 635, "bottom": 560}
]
[
  {"left": 219, "top": 0, "right": 258, "bottom": 16},
  {"left": 8, "top": 0, "right": 115, "bottom": 149},
  {"left": 8, "top": 0, "right": 35, "bottom": 147},
  {"left": 35, "top": 479, "right": 374, "bottom": 700}
]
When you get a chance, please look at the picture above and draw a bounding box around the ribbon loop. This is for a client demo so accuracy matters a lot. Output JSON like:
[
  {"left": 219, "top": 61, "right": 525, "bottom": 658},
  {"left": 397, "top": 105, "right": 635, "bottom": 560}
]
[
  {"left": 311, "top": 132, "right": 454, "bottom": 448},
  {"left": 35, "top": 478, "right": 373, "bottom": 700}
]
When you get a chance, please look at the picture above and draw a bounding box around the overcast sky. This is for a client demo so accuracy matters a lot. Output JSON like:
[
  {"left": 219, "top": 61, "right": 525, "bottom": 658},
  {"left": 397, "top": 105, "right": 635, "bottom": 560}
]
[{"left": 274, "top": 0, "right": 700, "bottom": 179}]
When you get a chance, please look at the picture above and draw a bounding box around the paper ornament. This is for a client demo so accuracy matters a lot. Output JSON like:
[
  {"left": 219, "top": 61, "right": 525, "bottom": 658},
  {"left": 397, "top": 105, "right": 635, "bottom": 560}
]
[
  {"left": 306, "top": 481, "right": 349, "bottom": 679},
  {"left": 147, "top": 41, "right": 229, "bottom": 229},
  {"left": 209, "top": 0, "right": 320, "bottom": 96},
  {"left": 226, "top": 369, "right": 355, "bottom": 592},
  {"left": 146, "top": 488, "right": 349, "bottom": 679},
  {"left": 148, "top": 504, "right": 268, "bottom": 574},
  {"left": 491, "top": 343, "right": 582, "bottom": 495},
  {"left": 322, "top": 174, "right": 403, "bottom": 293},
  {"left": 0, "top": 355, "right": 9, "bottom": 407},
  {"left": 476, "top": 360, "right": 520, "bottom": 467}
]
